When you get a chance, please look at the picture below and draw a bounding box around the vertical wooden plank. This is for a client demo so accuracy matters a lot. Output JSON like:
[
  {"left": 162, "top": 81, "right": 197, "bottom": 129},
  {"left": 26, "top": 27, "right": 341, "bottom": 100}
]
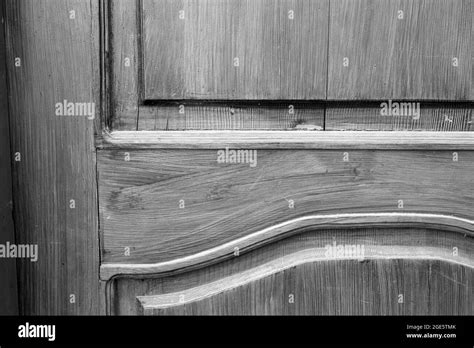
[
  {"left": 5, "top": 0, "right": 100, "bottom": 315},
  {"left": 143, "top": 0, "right": 328, "bottom": 100},
  {"left": 0, "top": 0, "right": 18, "bottom": 315},
  {"left": 328, "top": 0, "right": 473, "bottom": 100},
  {"left": 109, "top": 0, "right": 139, "bottom": 130}
]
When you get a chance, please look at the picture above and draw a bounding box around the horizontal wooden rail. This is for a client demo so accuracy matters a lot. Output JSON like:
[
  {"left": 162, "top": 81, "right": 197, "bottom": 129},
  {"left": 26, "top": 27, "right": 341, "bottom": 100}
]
[{"left": 98, "top": 131, "right": 474, "bottom": 150}]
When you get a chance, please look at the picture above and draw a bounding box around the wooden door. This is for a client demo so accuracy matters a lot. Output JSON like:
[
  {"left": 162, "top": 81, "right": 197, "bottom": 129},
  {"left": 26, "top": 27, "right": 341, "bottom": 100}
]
[
  {"left": 100, "top": 0, "right": 474, "bottom": 315},
  {"left": 3, "top": 0, "right": 474, "bottom": 316}
]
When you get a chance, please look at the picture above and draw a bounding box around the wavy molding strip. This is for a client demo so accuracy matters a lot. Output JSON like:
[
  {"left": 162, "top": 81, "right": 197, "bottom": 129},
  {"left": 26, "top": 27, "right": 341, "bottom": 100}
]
[
  {"left": 137, "top": 244, "right": 473, "bottom": 310},
  {"left": 100, "top": 212, "right": 474, "bottom": 280}
]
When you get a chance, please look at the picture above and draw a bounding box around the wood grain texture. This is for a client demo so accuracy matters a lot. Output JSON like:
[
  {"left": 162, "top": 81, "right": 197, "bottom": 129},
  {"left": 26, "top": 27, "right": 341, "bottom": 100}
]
[
  {"left": 109, "top": 0, "right": 139, "bottom": 130},
  {"left": 138, "top": 103, "right": 474, "bottom": 131},
  {"left": 98, "top": 149, "right": 474, "bottom": 267},
  {"left": 109, "top": 227, "right": 473, "bottom": 315},
  {"left": 328, "top": 0, "right": 473, "bottom": 100},
  {"left": 142, "top": 0, "right": 328, "bottom": 100},
  {"left": 5, "top": 0, "right": 100, "bottom": 315},
  {"left": 0, "top": 0, "right": 18, "bottom": 315},
  {"left": 99, "top": 131, "right": 474, "bottom": 150},
  {"left": 108, "top": 0, "right": 472, "bottom": 130},
  {"left": 140, "top": 261, "right": 473, "bottom": 315},
  {"left": 138, "top": 103, "right": 324, "bottom": 130},
  {"left": 326, "top": 104, "right": 474, "bottom": 131},
  {"left": 100, "top": 212, "right": 474, "bottom": 279}
]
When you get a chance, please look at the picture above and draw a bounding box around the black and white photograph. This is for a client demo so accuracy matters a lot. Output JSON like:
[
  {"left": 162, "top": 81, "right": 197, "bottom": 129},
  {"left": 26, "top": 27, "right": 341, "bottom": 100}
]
[{"left": 0, "top": 0, "right": 473, "bottom": 346}]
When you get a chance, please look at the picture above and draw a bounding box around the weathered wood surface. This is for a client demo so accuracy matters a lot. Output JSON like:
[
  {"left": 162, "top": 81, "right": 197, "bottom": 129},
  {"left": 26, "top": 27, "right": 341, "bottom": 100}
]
[
  {"left": 110, "top": 227, "right": 473, "bottom": 315},
  {"left": 137, "top": 103, "right": 473, "bottom": 131},
  {"left": 98, "top": 149, "right": 474, "bottom": 267},
  {"left": 0, "top": 0, "right": 18, "bottom": 315},
  {"left": 5, "top": 0, "right": 100, "bottom": 314},
  {"left": 139, "top": 104, "right": 473, "bottom": 131},
  {"left": 326, "top": 104, "right": 473, "bottom": 131},
  {"left": 138, "top": 103, "right": 324, "bottom": 130},
  {"left": 108, "top": 0, "right": 473, "bottom": 130},
  {"left": 142, "top": 0, "right": 328, "bottom": 100},
  {"left": 328, "top": 0, "right": 473, "bottom": 100},
  {"left": 101, "top": 212, "right": 474, "bottom": 279}
]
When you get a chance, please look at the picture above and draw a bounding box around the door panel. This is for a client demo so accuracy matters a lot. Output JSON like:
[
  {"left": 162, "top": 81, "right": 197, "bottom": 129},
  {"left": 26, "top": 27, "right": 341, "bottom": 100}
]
[
  {"left": 328, "top": 0, "right": 473, "bottom": 100},
  {"left": 109, "top": 227, "right": 473, "bottom": 315},
  {"left": 98, "top": 149, "right": 474, "bottom": 266},
  {"left": 142, "top": 0, "right": 329, "bottom": 100},
  {"left": 108, "top": 0, "right": 473, "bottom": 131},
  {"left": 5, "top": 0, "right": 474, "bottom": 316}
]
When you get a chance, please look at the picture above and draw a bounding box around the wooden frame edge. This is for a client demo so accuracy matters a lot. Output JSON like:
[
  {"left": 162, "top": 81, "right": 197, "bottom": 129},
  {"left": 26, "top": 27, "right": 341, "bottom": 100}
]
[{"left": 97, "top": 130, "right": 474, "bottom": 150}]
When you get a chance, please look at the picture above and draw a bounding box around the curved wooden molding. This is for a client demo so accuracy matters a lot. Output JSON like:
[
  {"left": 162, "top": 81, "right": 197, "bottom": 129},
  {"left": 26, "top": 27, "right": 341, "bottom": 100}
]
[
  {"left": 100, "top": 212, "right": 474, "bottom": 280},
  {"left": 137, "top": 245, "right": 474, "bottom": 310},
  {"left": 99, "top": 130, "right": 474, "bottom": 150}
]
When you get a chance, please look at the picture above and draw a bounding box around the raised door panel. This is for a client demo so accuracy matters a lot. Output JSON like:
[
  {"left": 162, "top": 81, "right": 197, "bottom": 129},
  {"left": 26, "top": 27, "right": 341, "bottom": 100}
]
[
  {"left": 142, "top": 0, "right": 329, "bottom": 100},
  {"left": 98, "top": 149, "right": 474, "bottom": 268},
  {"left": 108, "top": 227, "right": 474, "bottom": 315},
  {"left": 328, "top": 0, "right": 473, "bottom": 100}
]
